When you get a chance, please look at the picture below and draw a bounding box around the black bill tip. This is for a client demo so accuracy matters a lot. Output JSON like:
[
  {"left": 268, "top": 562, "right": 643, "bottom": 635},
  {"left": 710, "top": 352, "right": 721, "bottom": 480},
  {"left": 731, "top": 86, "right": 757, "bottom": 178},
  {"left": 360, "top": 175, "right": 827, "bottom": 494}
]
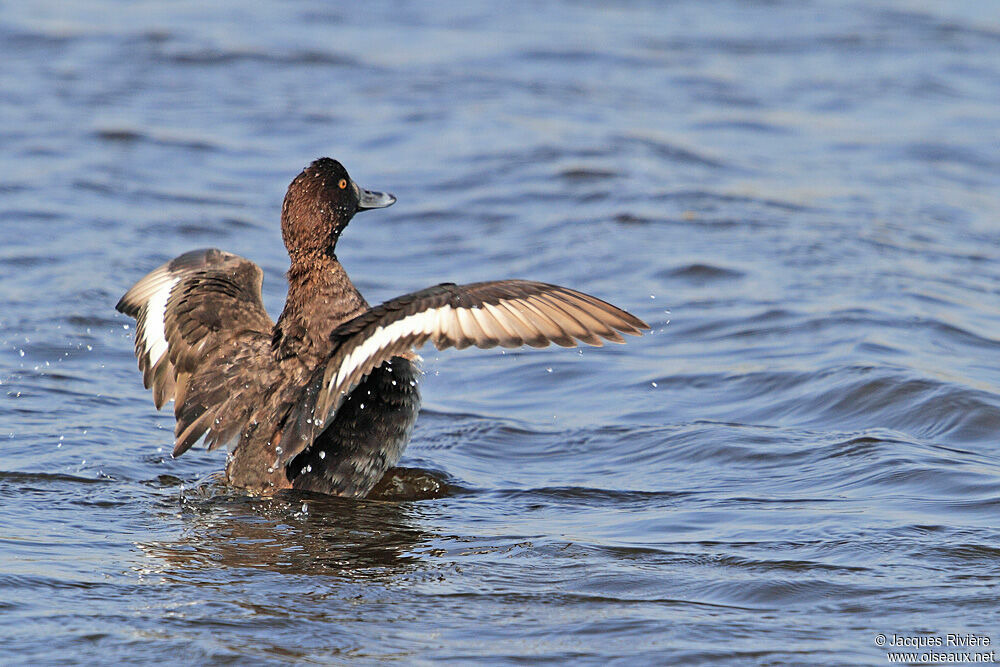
[{"left": 356, "top": 184, "right": 396, "bottom": 210}]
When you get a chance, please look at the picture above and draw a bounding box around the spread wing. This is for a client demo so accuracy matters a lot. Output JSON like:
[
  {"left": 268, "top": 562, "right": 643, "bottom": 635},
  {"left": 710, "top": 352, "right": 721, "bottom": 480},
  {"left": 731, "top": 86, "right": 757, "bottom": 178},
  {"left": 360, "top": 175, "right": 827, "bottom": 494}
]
[
  {"left": 280, "top": 280, "right": 648, "bottom": 462},
  {"left": 116, "top": 248, "right": 275, "bottom": 456}
]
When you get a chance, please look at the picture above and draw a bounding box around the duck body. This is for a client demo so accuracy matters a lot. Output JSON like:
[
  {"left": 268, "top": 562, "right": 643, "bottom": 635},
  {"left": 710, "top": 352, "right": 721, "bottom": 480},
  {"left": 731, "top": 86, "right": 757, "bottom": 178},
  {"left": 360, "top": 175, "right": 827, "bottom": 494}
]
[
  {"left": 269, "top": 252, "right": 421, "bottom": 496},
  {"left": 222, "top": 351, "right": 420, "bottom": 497},
  {"left": 117, "top": 158, "right": 647, "bottom": 498}
]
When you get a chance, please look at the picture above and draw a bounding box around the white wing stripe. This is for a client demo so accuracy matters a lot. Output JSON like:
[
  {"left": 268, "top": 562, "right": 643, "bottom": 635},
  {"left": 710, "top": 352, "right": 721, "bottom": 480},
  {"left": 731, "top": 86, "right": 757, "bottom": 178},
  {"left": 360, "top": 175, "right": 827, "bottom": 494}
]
[
  {"left": 142, "top": 276, "right": 179, "bottom": 367},
  {"left": 330, "top": 307, "right": 445, "bottom": 393}
]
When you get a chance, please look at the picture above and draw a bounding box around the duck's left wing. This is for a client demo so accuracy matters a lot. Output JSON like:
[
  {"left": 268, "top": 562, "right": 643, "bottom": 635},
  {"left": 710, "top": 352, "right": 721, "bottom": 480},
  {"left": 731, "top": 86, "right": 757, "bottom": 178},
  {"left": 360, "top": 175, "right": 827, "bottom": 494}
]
[
  {"left": 280, "top": 280, "right": 648, "bottom": 461},
  {"left": 116, "top": 248, "right": 275, "bottom": 456}
]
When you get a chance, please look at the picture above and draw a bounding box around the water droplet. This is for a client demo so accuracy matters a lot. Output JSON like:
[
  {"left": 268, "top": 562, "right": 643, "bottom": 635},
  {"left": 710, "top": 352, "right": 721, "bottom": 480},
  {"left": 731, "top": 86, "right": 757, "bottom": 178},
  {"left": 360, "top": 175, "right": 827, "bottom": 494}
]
[
  {"left": 651, "top": 381, "right": 658, "bottom": 387},
  {"left": 305, "top": 465, "right": 312, "bottom": 473},
  {"left": 546, "top": 367, "right": 553, "bottom": 373},
  {"left": 267, "top": 467, "right": 274, "bottom": 473},
  {"left": 319, "top": 451, "right": 326, "bottom": 459},
  {"left": 18, "top": 350, "right": 24, "bottom": 357}
]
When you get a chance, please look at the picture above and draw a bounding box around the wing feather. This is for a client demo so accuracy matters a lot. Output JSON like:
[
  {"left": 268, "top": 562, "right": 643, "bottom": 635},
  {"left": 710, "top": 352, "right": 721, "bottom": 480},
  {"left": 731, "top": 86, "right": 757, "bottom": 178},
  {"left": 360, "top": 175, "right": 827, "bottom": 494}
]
[
  {"left": 116, "top": 248, "right": 275, "bottom": 457},
  {"left": 520, "top": 295, "right": 576, "bottom": 347},
  {"left": 455, "top": 306, "right": 495, "bottom": 348},
  {"left": 546, "top": 292, "right": 617, "bottom": 342},
  {"left": 479, "top": 301, "right": 528, "bottom": 347},
  {"left": 493, "top": 300, "right": 551, "bottom": 347},
  {"left": 527, "top": 294, "right": 598, "bottom": 346}
]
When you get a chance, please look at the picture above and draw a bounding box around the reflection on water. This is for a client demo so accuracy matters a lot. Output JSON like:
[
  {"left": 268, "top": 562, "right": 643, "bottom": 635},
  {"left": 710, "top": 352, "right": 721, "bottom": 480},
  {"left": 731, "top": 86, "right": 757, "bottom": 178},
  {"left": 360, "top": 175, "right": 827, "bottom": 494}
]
[{"left": 140, "top": 484, "right": 432, "bottom": 579}]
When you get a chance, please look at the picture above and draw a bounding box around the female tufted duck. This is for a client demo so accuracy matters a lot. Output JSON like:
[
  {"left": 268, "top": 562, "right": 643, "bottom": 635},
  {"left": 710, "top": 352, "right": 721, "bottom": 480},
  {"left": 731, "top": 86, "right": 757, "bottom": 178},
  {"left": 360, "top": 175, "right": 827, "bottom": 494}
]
[{"left": 117, "top": 158, "right": 648, "bottom": 497}]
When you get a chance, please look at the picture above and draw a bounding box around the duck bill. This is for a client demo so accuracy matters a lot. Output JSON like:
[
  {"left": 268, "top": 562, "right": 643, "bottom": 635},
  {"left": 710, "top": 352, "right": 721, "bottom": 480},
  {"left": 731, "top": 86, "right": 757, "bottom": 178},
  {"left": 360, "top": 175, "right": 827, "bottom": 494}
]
[{"left": 355, "top": 183, "right": 396, "bottom": 210}]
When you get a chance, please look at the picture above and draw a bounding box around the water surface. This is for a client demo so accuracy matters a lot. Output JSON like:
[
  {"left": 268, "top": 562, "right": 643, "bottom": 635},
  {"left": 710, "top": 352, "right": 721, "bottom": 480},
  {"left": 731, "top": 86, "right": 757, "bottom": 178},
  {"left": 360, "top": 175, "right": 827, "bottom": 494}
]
[{"left": 2, "top": 1, "right": 1000, "bottom": 664}]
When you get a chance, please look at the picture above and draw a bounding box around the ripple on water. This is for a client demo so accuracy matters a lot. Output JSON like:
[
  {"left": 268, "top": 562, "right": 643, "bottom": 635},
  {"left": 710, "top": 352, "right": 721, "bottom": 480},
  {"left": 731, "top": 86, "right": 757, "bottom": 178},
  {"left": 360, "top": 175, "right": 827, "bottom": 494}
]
[{"left": 657, "top": 263, "right": 746, "bottom": 284}]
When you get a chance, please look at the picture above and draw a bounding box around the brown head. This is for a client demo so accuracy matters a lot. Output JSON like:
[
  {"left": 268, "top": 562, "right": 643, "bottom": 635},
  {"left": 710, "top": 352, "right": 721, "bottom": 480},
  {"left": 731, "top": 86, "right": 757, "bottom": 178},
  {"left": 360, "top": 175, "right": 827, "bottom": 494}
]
[{"left": 280, "top": 158, "right": 395, "bottom": 261}]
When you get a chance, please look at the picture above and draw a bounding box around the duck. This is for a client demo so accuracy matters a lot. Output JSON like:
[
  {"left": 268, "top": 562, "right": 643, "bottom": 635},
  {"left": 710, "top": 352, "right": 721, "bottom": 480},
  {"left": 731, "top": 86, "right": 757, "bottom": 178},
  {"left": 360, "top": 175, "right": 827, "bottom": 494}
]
[{"left": 116, "top": 158, "right": 648, "bottom": 497}]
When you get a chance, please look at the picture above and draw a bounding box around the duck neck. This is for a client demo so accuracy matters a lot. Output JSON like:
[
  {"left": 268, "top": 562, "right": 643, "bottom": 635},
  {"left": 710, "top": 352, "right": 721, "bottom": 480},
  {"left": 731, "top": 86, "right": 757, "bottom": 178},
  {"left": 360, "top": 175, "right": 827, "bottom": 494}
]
[{"left": 276, "top": 252, "right": 369, "bottom": 359}]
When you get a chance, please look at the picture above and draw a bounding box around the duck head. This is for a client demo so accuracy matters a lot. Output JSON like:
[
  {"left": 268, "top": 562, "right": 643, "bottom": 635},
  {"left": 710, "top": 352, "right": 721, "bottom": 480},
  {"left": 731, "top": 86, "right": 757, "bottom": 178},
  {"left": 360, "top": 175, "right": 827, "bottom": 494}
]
[{"left": 281, "top": 157, "right": 395, "bottom": 260}]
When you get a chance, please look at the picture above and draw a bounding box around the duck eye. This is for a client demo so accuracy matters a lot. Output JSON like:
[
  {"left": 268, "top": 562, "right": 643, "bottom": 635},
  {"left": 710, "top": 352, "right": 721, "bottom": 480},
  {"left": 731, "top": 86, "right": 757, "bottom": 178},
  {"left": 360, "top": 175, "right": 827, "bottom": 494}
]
[{"left": 338, "top": 179, "right": 347, "bottom": 189}]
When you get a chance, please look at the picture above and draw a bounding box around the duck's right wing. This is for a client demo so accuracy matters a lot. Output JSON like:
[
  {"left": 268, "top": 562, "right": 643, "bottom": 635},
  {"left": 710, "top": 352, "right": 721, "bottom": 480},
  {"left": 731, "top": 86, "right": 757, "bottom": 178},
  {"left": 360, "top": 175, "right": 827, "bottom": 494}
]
[
  {"left": 116, "top": 248, "right": 275, "bottom": 456},
  {"left": 280, "top": 280, "right": 648, "bottom": 462}
]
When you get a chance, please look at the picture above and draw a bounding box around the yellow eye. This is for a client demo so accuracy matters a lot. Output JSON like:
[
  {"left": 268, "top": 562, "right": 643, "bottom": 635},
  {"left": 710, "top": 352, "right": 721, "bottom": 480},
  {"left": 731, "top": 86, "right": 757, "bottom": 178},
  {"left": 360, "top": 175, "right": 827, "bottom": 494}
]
[{"left": 338, "top": 179, "right": 347, "bottom": 189}]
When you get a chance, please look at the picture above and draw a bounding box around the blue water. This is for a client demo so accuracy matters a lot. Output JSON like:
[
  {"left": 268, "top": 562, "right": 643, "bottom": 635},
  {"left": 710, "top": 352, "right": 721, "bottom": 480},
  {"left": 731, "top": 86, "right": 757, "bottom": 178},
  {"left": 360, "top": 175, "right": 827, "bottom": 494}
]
[{"left": 2, "top": 1, "right": 1000, "bottom": 664}]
